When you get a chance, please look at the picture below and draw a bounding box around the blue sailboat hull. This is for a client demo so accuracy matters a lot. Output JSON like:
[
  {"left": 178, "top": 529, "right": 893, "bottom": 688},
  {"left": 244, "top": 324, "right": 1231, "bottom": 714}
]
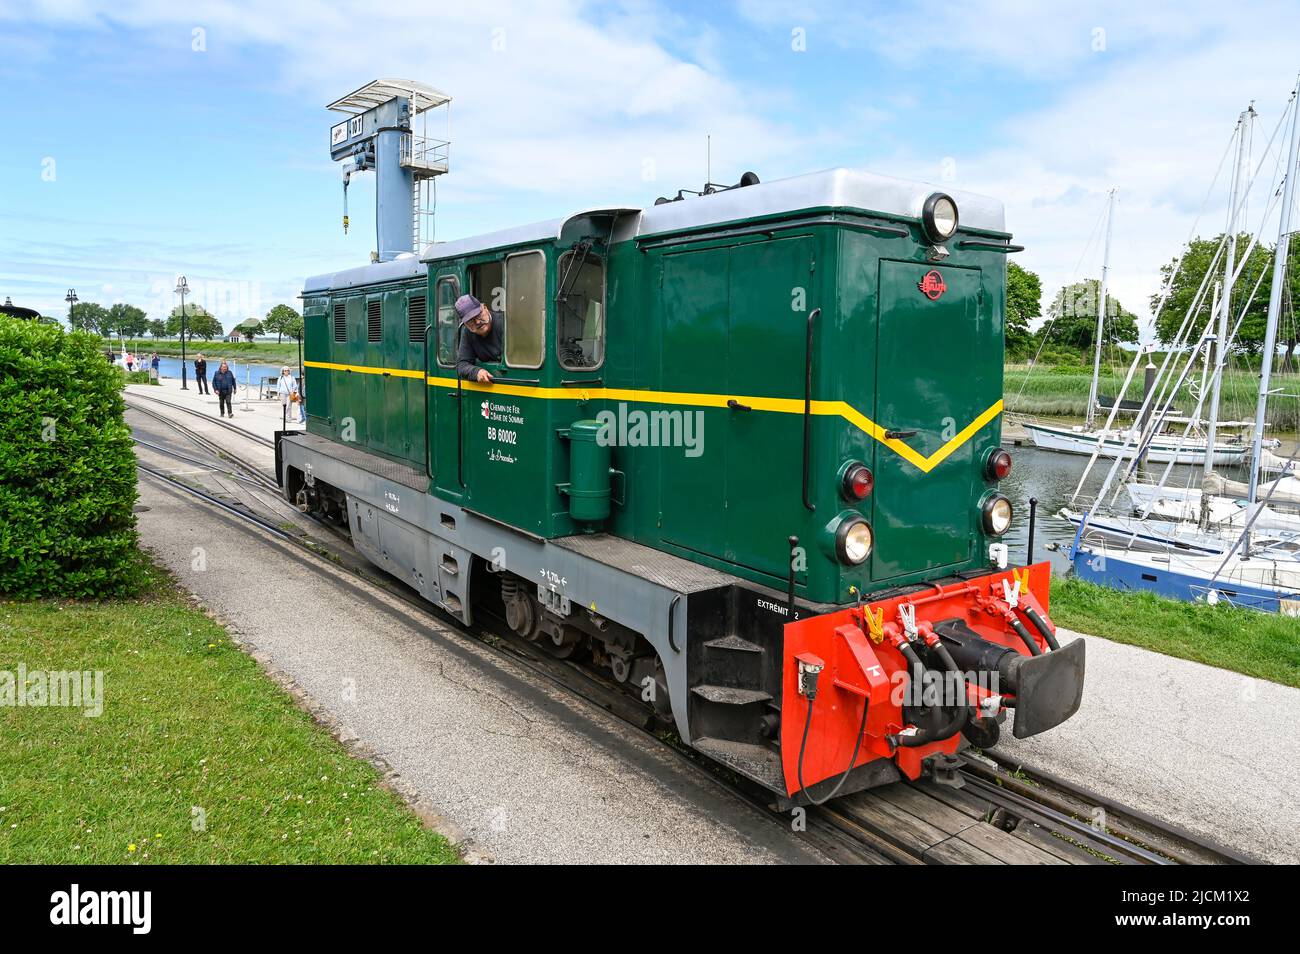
[{"left": 1070, "top": 547, "right": 1291, "bottom": 613}]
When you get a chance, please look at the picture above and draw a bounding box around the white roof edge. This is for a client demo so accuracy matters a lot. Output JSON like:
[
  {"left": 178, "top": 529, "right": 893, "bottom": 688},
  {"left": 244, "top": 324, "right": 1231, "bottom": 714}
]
[
  {"left": 636, "top": 167, "right": 1004, "bottom": 238},
  {"left": 302, "top": 255, "right": 426, "bottom": 295}
]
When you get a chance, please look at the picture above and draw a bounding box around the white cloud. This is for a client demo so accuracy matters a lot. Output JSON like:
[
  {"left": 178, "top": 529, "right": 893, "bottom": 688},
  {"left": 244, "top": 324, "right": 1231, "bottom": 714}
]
[
  {"left": 5, "top": 0, "right": 1298, "bottom": 336},
  {"left": 796, "top": 1, "right": 1300, "bottom": 334}
]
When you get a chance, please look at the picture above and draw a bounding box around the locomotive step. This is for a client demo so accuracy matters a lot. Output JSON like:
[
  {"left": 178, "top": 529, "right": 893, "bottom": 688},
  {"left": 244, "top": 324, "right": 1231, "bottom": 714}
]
[
  {"left": 690, "top": 684, "right": 772, "bottom": 705},
  {"left": 702, "top": 634, "right": 764, "bottom": 654}
]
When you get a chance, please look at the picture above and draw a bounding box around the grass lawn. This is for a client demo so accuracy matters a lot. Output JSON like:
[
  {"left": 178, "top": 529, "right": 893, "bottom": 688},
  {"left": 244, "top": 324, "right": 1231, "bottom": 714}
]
[
  {"left": 0, "top": 572, "right": 460, "bottom": 864},
  {"left": 1003, "top": 362, "right": 1294, "bottom": 428},
  {"left": 1049, "top": 575, "right": 1300, "bottom": 688}
]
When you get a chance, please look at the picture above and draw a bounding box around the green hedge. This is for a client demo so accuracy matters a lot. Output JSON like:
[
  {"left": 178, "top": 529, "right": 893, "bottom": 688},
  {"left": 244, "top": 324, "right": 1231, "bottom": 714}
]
[{"left": 0, "top": 317, "right": 143, "bottom": 597}]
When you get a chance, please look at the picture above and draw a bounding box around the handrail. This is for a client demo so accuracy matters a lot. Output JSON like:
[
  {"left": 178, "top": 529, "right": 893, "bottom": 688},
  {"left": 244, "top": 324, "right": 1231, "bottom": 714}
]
[
  {"left": 667, "top": 594, "right": 682, "bottom": 653},
  {"left": 802, "top": 307, "right": 821, "bottom": 511},
  {"left": 423, "top": 324, "right": 433, "bottom": 480},
  {"left": 958, "top": 239, "right": 1025, "bottom": 253},
  {"left": 455, "top": 325, "right": 465, "bottom": 488}
]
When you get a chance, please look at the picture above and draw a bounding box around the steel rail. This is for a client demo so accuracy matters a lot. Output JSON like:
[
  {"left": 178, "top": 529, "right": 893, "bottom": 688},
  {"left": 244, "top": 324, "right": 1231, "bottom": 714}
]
[
  {"left": 124, "top": 390, "right": 277, "bottom": 447},
  {"left": 962, "top": 751, "right": 1258, "bottom": 865}
]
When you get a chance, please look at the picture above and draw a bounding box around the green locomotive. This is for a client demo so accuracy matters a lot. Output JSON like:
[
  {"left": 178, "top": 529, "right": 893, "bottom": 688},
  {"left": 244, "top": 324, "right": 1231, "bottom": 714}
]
[{"left": 283, "top": 166, "right": 1084, "bottom": 803}]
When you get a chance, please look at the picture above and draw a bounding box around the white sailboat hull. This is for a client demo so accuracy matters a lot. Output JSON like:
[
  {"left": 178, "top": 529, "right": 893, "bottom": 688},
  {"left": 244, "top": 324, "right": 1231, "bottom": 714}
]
[
  {"left": 1062, "top": 506, "right": 1300, "bottom": 555},
  {"left": 1023, "top": 421, "right": 1249, "bottom": 466}
]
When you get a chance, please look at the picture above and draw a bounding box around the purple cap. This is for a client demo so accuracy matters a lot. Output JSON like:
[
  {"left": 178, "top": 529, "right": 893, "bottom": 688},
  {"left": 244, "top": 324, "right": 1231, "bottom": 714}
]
[{"left": 455, "top": 294, "right": 483, "bottom": 326}]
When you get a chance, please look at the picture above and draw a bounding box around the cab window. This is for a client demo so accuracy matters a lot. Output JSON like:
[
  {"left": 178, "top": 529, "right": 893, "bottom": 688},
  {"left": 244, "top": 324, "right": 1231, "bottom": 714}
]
[
  {"left": 435, "top": 275, "right": 459, "bottom": 367},
  {"left": 505, "top": 251, "right": 545, "bottom": 368},
  {"left": 556, "top": 250, "right": 604, "bottom": 370},
  {"left": 469, "top": 261, "right": 503, "bottom": 310}
]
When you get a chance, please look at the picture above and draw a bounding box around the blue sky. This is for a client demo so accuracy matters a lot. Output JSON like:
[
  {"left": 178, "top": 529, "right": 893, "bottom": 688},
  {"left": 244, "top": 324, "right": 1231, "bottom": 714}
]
[{"left": 2, "top": 0, "right": 1297, "bottom": 335}]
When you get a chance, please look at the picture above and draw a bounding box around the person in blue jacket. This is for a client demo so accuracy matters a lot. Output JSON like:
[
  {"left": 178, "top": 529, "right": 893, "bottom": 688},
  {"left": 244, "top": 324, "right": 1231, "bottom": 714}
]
[{"left": 212, "top": 360, "right": 237, "bottom": 418}]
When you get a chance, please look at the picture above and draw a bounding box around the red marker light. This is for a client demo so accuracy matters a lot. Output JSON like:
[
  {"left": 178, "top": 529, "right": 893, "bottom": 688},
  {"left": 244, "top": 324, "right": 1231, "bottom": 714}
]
[
  {"left": 842, "top": 463, "right": 874, "bottom": 500},
  {"left": 986, "top": 448, "right": 1013, "bottom": 481}
]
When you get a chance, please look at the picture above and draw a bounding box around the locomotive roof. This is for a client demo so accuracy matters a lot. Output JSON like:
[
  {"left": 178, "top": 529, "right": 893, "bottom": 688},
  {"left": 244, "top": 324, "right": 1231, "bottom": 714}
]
[
  {"left": 419, "top": 167, "right": 1004, "bottom": 263},
  {"left": 302, "top": 253, "right": 425, "bottom": 295},
  {"left": 304, "top": 168, "right": 1005, "bottom": 292}
]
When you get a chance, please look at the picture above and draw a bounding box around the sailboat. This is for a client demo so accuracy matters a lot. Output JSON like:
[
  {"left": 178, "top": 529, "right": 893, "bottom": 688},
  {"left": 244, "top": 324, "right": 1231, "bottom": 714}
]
[
  {"left": 1024, "top": 419, "right": 1252, "bottom": 464},
  {"left": 1072, "top": 83, "right": 1300, "bottom": 612},
  {"left": 1023, "top": 189, "right": 1251, "bottom": 465}
]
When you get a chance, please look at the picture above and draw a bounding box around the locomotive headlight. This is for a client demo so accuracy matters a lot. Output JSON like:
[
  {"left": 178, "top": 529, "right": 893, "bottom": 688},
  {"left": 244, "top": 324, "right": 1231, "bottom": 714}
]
[
  {"left": 981, "top": 493, "right": 1014, "bottom": 536},
  {"left": 922, "top": 193, "right": 959, "bottom": 244},
  {"left": 835, "top": 517, "right": 874, "bottom": 564}
]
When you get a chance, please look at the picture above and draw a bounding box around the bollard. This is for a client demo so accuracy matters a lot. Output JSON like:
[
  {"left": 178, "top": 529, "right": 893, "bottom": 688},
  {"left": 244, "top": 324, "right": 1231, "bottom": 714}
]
[{"left": 1027, "top": 497, "right": 1038, "bottom": 564}]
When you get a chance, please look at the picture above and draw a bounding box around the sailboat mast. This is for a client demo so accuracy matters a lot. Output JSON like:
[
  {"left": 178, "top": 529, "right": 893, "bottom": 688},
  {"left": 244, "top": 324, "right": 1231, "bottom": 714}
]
[
  {"left": 1204, "top": 108, "right": 1255, "bottom": 477},
  {"left": 1247, "top": 80, "right": 1300, "bottom": 508},
  {"left": 1086, "top": 189, "right": 1116, "bottom": 429}
]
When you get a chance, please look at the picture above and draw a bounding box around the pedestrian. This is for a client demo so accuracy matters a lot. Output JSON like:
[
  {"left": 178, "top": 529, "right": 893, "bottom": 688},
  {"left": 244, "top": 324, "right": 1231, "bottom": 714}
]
[
  {"left": 212, "top": 360, "right": 237, "bottom": 418},
  {"left": 194, "top": 353, "right": 209, "bottom": 395},
  {"left": 150, "top": 352, "right": 160, "bottom": 381},
  {"left": 125, "top": 351, "right": 135, "bottom": 372},
  {"left": 275, "top": 365, "right": 305, "bottom": 426}
]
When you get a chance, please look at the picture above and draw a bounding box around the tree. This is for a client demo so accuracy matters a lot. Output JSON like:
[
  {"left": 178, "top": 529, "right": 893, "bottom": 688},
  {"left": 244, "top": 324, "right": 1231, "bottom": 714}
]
[
  {"left": 1272, "top": 241, "right": 1300, "bottom": 372},
  {"left": 1151, "top": 233, "right": 1273, "bottom": 356},
  {"left": 107, "top": 303, "right": 149, "bottom": 339},
  {"left": 282, "top": 313, "right": 304, "bottom": 343},
  {"left": 166, "top": 303, "right": 222, "bottom": 341},
  {"left": 1045, "top": 279, "right": 1139, "bottom": 353},
  {"left": 1005, "top": 262, "right": 1041, "bottom": 359},
  {"left": 236, "top": 319, "right": 263, "bottom": 343},
  {"left": 263, "top": 303, "right": 300, "bottom": 344},
  {"left": 68, "top": 301, "right": 107, "bottom": 334},
  {"left": 148, "top": 319, "right": 167, "bottom": 338},
  {"left": 189, "top": 313, "right": 223, "bottom": 341}
]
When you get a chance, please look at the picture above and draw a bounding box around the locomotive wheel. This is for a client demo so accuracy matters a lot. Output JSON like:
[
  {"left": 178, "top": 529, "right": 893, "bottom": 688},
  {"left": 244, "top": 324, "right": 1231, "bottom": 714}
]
[
  {"left": 544, "top": 625, "right": 581, "bottom": 660},
  {"left": 609, "top": 652, "right": 631, "bottom": 683}
]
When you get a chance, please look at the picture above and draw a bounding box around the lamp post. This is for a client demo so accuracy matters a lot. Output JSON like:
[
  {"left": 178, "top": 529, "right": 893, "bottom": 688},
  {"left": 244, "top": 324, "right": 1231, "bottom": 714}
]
[
  {"left": 65, "top": 288, "right": 78, "bottom": 328},
  {"left": 175, "top": 277, "right": 190, "bottom": 390}
]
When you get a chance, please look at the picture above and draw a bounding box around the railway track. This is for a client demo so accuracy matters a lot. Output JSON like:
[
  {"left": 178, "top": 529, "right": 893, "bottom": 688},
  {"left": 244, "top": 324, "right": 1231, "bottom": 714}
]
[
  {"left": 126, "top": 406, "right": 1259, "bottom": 866},
  {"left": 125, "top": 389, "right": 277, "bottom": 448}
]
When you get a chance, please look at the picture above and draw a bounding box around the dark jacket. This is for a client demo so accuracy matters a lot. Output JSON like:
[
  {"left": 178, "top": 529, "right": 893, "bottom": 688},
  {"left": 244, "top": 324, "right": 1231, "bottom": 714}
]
[
  {"left": 455, "top": 315, "right": 504, "bottom": 380},
  {"left": 194, "top": 358, "right": 207, "bottom": 376},
  {"left": 212, "top": 369, "right": 236, "bottom": 394}
]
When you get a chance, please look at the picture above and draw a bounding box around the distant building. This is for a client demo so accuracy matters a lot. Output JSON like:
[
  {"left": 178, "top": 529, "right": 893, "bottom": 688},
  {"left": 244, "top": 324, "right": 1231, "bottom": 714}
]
[{"left": 229, "top": 317, "right": 263, "bottom": 342}]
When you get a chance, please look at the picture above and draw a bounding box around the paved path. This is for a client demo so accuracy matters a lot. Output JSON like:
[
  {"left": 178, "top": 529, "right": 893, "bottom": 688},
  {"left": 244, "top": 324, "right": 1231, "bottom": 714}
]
[
  {"left": 1001, "top": 629, "right": 1300, "bottom": 863},
  {"left": 134, "top": 475, "right": 826, "bottom": 865}
]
